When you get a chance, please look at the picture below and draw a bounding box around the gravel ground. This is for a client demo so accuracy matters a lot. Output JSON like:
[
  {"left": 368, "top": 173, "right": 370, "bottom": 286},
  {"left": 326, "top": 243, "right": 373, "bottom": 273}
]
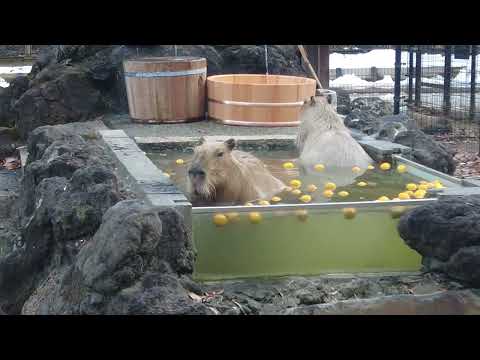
[{"left": 103, "top": 114, "right": 299, "bottom": 138}]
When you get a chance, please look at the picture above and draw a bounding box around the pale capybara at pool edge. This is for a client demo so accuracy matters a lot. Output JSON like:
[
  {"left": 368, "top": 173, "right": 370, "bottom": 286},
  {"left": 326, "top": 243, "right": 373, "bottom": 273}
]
[
  {"left": 187, "top": 138, "right": 287, "bottom": 205},
  {"left": 296, "top": 96, "right": 374, "bottom": 170}
]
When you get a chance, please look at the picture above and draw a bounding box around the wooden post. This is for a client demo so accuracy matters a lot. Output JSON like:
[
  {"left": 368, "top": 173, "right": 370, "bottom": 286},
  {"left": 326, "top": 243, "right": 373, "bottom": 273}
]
[
  {"left": 443, "top": 46, "right": 452, "bottom": 115},
  {"left": 318, "top": 45, "right": 330, "bottom": 88},
  {"left": 415, "top": 47, "right": 422, "bottom": 107},
  {"left": 394, "top": 45, "right": 402, "bottom": 115},
  {"left": 408, "top": 46, "right": 414, "bottom": 104}
]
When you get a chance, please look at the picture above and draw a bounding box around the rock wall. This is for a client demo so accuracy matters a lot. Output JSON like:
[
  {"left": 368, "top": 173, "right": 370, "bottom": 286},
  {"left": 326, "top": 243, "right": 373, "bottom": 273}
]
[
  {"left": 398, "top": 196, "right": 480, "bottom": 287},
  {"left": 0, "top": 122, "right": 210, "bottom": 314},
  {"left": 0, "top": 45, "right": 307, "bottom": 139}
]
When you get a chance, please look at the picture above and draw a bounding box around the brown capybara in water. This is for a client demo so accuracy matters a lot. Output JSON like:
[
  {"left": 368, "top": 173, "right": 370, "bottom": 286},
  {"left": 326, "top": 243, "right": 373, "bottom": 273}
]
[
  {"left": 187, "top": 138, "right": 286, "bottom": 205},
  {"left": 296, "top": 96, "right": 373, "bottom": 171}
]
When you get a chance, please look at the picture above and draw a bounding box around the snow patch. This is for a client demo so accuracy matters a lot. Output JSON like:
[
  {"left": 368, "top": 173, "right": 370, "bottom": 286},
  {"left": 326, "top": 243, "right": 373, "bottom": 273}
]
[{"left": 0, "top": 66, "right": 32, "bottom": 74}]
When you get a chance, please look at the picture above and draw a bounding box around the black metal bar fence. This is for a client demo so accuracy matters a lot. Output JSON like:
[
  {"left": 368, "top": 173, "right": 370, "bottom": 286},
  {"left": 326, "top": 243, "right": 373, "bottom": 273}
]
[{"left": 327, "top": 45, "right": 480, "bottom": 155}]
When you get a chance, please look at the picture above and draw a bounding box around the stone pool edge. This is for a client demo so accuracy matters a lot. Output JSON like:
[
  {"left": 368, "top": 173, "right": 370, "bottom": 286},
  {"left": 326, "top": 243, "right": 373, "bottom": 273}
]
[{"left": 98, "top": 129, "right": 193, "bottom": 234}]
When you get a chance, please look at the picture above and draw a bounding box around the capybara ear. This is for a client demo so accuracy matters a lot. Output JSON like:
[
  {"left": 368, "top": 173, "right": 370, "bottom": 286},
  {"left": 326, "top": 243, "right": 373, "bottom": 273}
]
[
  {"left": 225, "top": 138, "right": 236, "bottom": 151},
  {"left": 310, "top": 96, "right": 316, "bottom": 106},
  {"left": 198, "top": 136, "right": 206, "bottom": 145}
]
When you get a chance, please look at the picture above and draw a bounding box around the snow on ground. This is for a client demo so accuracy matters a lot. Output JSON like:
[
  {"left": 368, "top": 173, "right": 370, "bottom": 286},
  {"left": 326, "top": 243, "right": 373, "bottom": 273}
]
[
  {"left": 330, "top": 49, "right": 471, "bottom": 70},
  {"left": 331, "top": 73, "right": 406, "bottom": 89},
  {"left": 0, "top": 77, "right": 9, "bottom": 88},
  {"left": 0, "top": 66, "right": 32, "bottom": 74}
]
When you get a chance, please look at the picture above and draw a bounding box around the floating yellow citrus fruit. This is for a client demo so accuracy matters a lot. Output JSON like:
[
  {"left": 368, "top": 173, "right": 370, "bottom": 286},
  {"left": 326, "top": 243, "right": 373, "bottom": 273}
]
[
  {"left": 295, "top": 209, "right": 309, "bottom": 222},
  {"left": 213, "top": 214, "right": 228, "bottom": 227},
  {"left": 418, "top": 184, "right": 429, "bottom": 191},
  {"left": 283, "top": 186, "right": 293, "bottom": 193},
  {"left": 367, "top": 164, "right": 375, "bottom": 170},
  {"left": 343, "top": 207, "right": 357, "bottom": 219},
  {"left": 414, "top": 189, "right": 427, "bottom": 199},
  {"left": 248, "top": 212, "right": 262, "bottom": 224},
  {"left": 258, "top": 200, "right": 270, "bottom": 206},
  {"left": 391, "top": 206, "right": 407, "bottom": 219},
  {"left": 380, "top": 162, "right": 391, "bottom": 171},
  {"left": 406, "top": 190, "right": 415, "bottom": 196},
  {"left": 290, "top": 179, "right": 302, "bottom": 189},
  {"left": 306, "top": 184, "right": 318, "bottom": 193},
  {"left": 163, "top": 173, "right": 171, "bottom": 178},
  {"left": 271, "top": 196, "right": 282, "bottom": 203},
  {"left": 434, "top": 183, "right": 445, "bottom": 189},
  {"left": 352, "top": 166, "right": 361, "bottom": 173},
  {"left": 377, "top": 196, "right": 390, "bottom": 202},
  {"left": 299, "top": 194, "right": 312, "bottom": 203},
  {"left": 226, "top": 212, "right": 240, "bottom": 223},
  {"left": 175, "top": 159, "right": 185, "bottom": 165},
  {"left": 406, "top": 183, "right": 418, "bottom": 191},
  {"left": 324, "top": 182, "right": 337, "bottom": 191},
  {"left": 398, "top": 192, "right": 411, "bottom": 200},
  {"left": 283, "top": 162, "right": 295, "bottom": 170},
  {"left": 419, "top": 181, "right": 428, "bottom": 185},
  {"left": 392, "top": 198, "right": 400, "bottom": 201},
  {"left": 397, "top": 164, "right": 407, "bottom": 173},
  {"left": 323, "top": 190, "right": 334, "bottom": 198},
  {"left": 426, "top": 182, "right": 435, "bottom": 189},
  {"left": 291, "top": 189, "right": 302, "bottom": 196},
  {"left": 245, "top": 202, "right": 255, "bottom": 207},
  {"left": 314, "top": 164, "right": 325, "bottom": 172},
  {"left": 357, "top": 181, "right": 368, "bottom": 187},
  {"left": 338, "top": 191, "right": 350, "bottom": 197}
]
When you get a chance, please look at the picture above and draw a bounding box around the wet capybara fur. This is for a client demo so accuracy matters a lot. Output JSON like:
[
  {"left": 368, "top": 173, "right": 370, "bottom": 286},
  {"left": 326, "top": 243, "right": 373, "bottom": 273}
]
[
  {"left": 296, "top": 96, "right": 373, "bottom": 170},
  {"left": 187, "top": 138, "right": 286, "bottom": 205}
]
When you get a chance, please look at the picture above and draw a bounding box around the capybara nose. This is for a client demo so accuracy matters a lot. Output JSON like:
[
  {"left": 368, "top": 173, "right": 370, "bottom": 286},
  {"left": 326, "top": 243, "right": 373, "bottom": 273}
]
[{"left": 188, "top": 167, "right": 205, "bottom": 177}]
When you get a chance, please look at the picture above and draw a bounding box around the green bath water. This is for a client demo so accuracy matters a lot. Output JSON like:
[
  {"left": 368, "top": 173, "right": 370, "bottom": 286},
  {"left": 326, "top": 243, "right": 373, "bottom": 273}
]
[
  {"left": 147, "top": 149, "right": 439, "bottom": 204},
  {"left": 192, "top": 205, "right": 422, "bottom": 281},
  {"left": 146, "top": 149, "right": 441, "bottom": 280}
]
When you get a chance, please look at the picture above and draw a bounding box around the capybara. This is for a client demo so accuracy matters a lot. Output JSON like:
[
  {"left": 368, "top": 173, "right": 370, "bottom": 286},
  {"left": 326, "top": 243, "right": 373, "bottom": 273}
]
[
  {"left": 187, "top": 138, "right": 286, "bottom": 205},
  {"left": 296, "top": 96, "right": 374, "bottom": 170}
]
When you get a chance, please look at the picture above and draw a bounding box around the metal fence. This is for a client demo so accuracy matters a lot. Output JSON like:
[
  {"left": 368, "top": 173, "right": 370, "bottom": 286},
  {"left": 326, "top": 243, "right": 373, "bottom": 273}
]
[{"left": 329, "top": 45, "right": 480, "bottom": 154}]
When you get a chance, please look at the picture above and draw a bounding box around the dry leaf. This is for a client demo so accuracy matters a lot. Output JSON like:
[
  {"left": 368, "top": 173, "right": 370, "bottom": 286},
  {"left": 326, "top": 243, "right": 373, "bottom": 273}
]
[{"left": 188, "top": 292, "right": 203, "bottom": 302}]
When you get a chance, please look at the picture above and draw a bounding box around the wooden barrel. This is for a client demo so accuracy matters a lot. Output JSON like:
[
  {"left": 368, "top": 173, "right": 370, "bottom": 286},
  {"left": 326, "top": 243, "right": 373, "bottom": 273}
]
[
  {"left": 207, "top": 74, "right": 316, "bottom": 126},
  {"left": 123, "top": 57, "right": 207, "bottom": 123}
]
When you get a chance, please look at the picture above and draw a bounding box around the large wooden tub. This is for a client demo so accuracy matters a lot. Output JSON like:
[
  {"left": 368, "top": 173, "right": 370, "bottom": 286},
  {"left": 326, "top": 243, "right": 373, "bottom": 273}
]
[
  {"left": 124, "top": 57, "right": 207, "bottom": 123},
  {"left": 207, "top": 74, "right": 316, "bottom": 126}
]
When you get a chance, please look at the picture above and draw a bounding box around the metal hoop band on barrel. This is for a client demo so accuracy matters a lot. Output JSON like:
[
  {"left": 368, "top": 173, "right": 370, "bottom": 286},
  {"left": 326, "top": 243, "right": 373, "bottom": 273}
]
[
  {"left": 125, "top": 68, "right": 207, "bottom": 78},
  {"left": 209, "top": 99, "right": 306, "bottom": 108}
]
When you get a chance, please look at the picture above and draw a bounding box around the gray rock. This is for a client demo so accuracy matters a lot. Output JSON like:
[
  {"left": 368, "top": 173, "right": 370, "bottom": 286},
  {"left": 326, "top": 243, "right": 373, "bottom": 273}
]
[
  {"left": 21, "top": 200, "right": 199, "bottom": 315},
  {"left": 344, "top": 97, "right": 394, "bottom": 134},
  {"left": 394, "top": 130, "right": 456, "bottom": 174},
  {"left": 285, "top": 290, "right": 480, "bottom": 315},
  {"left": 398, "top": 197, "right": 480, "bottom": 286},
  {"left": 335, "top": 89, "right": 351, "bottom": 115},
  {"left": 444, "top": 247, "right": 480, "bottom": 287}
]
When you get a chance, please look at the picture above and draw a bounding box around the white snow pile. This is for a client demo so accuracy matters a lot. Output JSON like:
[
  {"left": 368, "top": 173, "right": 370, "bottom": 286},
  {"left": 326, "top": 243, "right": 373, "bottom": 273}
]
[
  {"left": 330, "top": 74, "right": 396, "bottom": 89},
  {"left": 330, "top": 49, "right": 471, "bottom": 70},
  {"left": 0, "top": 66, "right": 32, "bottom": 74}
]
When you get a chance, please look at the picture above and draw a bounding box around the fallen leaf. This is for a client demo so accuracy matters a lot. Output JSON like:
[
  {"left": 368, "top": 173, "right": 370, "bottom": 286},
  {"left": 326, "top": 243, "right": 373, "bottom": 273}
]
[{"left": 188, "top": 292, "right": 203, "bottom": 302}]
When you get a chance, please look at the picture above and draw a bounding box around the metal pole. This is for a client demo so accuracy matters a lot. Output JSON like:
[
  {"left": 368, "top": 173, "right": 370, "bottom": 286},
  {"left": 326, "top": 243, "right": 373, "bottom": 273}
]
[
  {"left": 471, "top": 45, "right": 477, "bottom": 121},
  {"left": 415, "top": 47, "right": 422, "bottom": 107},
  {"left": 394, "top": 45, "right": 402, "bottom": 114},
  {"left": 443, "top": 46, "right": 452, "bottom": 115},
  {"left": 408, "top": 46, "right": 414, "bottom": 104}
]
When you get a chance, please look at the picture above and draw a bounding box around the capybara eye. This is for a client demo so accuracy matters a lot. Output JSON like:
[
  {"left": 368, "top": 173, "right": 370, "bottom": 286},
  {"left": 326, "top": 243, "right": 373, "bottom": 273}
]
[{"left": 217, "top": 151, "right": 224, "bottom": 157}]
